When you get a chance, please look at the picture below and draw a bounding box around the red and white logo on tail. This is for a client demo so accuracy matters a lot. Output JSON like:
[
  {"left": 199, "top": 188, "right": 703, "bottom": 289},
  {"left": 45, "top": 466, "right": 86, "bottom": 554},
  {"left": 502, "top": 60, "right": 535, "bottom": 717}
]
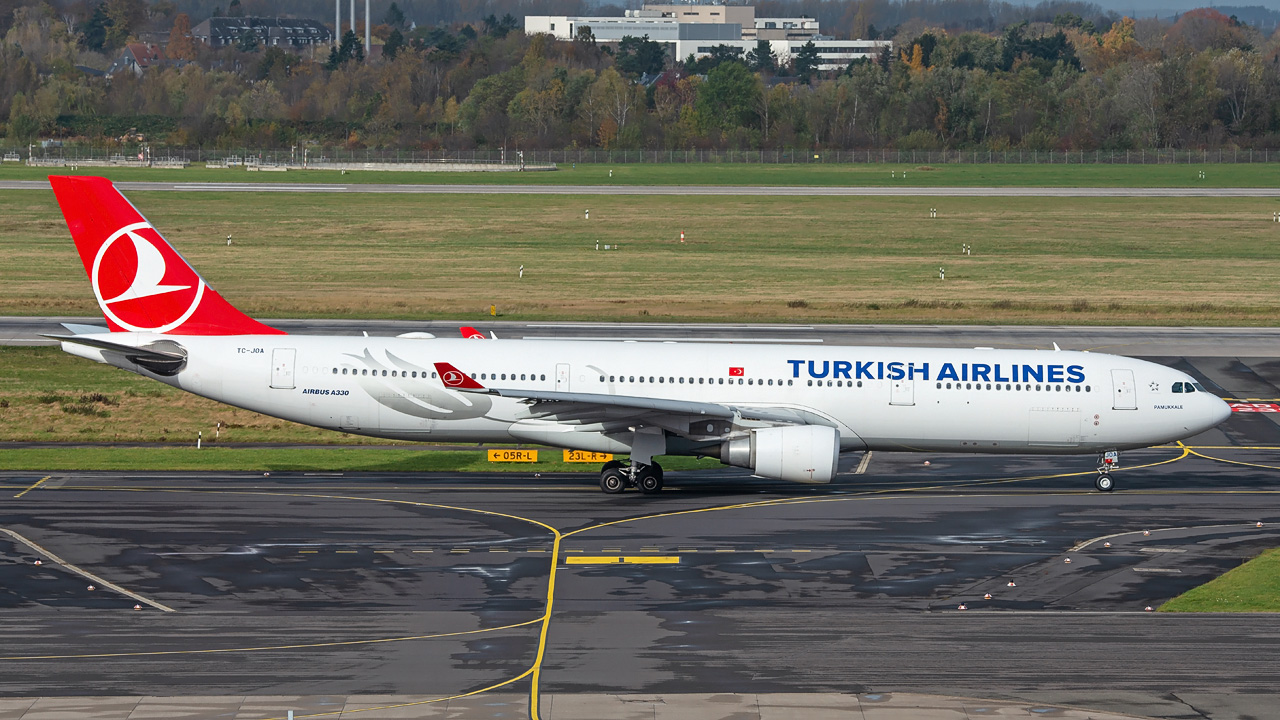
[
  {"left": 93, "top": 221, "right": 203, "bottom": 332},
  {"left": 50, "top": 176, "right": 282, "bottom": 336}
]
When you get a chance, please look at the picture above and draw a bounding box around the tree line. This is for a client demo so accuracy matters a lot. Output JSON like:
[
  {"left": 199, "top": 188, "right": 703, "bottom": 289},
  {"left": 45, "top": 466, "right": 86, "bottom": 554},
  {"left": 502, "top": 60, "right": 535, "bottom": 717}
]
[{"left": 3, "top": 0, "right": 1280, "bottom": 151}]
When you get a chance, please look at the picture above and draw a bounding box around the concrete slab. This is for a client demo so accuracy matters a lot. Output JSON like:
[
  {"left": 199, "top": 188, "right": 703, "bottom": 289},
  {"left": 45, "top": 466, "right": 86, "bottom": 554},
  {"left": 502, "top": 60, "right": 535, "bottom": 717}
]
[
  {"left": 338, "top": 696, "right": 449, "bottom": 718},
  {"left": 19, "top": 696, "right": 141, "bottom": 720},
  {"left": 0, "top": 699, "right": 38, "bottom": 720},
  {"left": 127, "top": 696, "right": 246, "bottom": 719},
  {"left": 757, "top": 692, "right": 864, "bottom": 719}
]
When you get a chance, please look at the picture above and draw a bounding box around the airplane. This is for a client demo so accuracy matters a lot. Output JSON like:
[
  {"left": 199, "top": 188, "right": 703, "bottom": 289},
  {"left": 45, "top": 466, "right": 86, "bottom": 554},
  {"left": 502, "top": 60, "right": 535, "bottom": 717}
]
[{"left": 45, "top": 175, "right": 1232, "bottom": 495}]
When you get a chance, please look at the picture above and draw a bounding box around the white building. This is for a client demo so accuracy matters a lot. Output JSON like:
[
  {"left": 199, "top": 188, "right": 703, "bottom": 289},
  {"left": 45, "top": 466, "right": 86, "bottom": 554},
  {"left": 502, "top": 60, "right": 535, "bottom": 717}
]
[
  {"left": 524, "top": 4, "right": 889, "bottom": 73},
  {"left": 680, "top": 39, "right": 890, "bottom": 72}
]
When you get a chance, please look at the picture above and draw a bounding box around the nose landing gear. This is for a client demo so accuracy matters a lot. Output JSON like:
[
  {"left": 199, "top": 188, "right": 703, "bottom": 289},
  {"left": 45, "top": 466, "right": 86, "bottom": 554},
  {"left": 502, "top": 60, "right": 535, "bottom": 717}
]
[
  {"left": 598, "top": 460, "right": 664, "bottom": 495},
  {"left": 1095, "top": 450, "right": 1119, "bottom": 492}
]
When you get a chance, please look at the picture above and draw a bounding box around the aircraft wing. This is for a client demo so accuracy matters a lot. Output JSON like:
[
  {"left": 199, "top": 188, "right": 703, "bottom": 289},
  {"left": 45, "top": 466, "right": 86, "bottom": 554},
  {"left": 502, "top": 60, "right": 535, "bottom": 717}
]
[{"left": 433, "top": 362, "right": 827, "bottom": 436}]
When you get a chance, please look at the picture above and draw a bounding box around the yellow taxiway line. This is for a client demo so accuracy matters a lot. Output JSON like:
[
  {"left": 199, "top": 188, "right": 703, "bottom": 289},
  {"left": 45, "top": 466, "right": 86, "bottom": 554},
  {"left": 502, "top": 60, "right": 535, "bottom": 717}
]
[
  {"left": 13, "top": 476, "right": 49, "bottom": 499},
  {"left": 564, "top": 556, "right": 680, "bottom": 565}
]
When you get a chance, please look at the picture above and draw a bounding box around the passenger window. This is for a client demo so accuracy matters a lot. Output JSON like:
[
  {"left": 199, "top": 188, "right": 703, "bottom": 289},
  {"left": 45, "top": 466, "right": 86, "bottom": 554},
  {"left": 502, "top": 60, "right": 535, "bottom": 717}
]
[
  {"left": 540, "top": 374, "right": 546, "bottom": 381},
  {"left": 521, "top": 374, "right": 526, "bottom": 380},
  {"left": 788, "top": 380, "right": 793, "bottom": 386},
  {"left": 857, "top": 381, "right": 862, "bottom": 387},
  {"left": 649, "top": 376, "right": 654, "bottom": 383},
  {"left": 342, "top": 368, "right": 348, "bottom": 375}
]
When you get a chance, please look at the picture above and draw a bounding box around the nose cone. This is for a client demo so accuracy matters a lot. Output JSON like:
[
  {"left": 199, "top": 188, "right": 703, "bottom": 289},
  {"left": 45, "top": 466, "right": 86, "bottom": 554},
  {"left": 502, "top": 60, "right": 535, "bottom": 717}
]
[{"left": 1209, "top": 395, "right": 1232, "bottom": 428}]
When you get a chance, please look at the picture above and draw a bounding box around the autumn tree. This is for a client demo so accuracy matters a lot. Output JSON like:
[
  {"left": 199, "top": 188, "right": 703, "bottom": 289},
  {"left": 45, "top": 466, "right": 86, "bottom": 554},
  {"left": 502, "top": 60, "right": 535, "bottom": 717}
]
[
  {"left": 103, "top": 0, "right": 148, "bottom": 49},
  {"left": 166, "top": 13, "right": 195, "bottom": 60}
]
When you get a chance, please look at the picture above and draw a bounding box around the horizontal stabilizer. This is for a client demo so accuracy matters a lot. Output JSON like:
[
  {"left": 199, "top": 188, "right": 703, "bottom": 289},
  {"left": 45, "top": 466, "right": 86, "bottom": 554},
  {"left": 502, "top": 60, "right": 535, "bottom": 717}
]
[
  {"left": 61, "top": 323, "right": 109, "bottom": 335},
  {"left": 43, "top": 334, "right": 187, "bottom": 376}
]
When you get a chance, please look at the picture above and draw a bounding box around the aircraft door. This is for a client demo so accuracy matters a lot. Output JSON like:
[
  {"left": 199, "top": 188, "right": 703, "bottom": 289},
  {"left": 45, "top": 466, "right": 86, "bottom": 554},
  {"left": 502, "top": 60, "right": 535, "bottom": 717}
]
[
  {"left": 270, "top": 348, "right": 296, "bottom": 389},
  {"left": 556, "top": 363, "right": 570, "bottom": 391},
  {"left": 890, "top": 378, "right": 915, "bottom": 406},
  {"left": 1111, "top": 369, "right": 1137, "bottom": 410}
]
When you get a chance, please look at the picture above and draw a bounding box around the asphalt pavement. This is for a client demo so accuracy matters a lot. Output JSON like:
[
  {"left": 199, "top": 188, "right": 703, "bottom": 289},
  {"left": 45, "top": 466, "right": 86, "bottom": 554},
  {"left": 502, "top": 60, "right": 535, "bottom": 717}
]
[{"left": 2, "top": 435, "right": 1278, "bottom": 719}]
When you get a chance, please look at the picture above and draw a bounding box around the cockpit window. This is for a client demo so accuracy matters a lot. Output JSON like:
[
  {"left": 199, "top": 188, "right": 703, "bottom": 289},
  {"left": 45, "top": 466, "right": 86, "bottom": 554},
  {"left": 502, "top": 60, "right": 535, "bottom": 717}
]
[
  {"left": 1192, "top": 383, "right": 1207, "bottom": 392},
  {"left": 1172, "top": 382, "right": 1185, "bottom": 393}
]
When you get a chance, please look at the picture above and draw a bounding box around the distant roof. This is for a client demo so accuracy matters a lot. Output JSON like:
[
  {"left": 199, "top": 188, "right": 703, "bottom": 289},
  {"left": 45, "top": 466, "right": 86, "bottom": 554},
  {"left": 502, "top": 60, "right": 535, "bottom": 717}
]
[
  {"left": 194, "top": 16, "right": 331, "bottom": 37},
  {"left": 125, "top": 43, "right": 166, "bottom": 67}
]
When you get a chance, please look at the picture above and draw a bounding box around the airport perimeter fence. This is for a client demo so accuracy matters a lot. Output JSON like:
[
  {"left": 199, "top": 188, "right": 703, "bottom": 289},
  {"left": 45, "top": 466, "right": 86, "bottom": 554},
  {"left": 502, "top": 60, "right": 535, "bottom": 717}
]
[{"left": 9, "top": 146, "right": 1280, "bottom": 166}]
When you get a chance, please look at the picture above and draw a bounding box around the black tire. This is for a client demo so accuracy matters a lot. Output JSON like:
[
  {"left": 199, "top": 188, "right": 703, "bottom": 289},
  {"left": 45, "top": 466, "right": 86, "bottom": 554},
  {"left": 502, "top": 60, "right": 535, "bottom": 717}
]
[
  {"left": 649, "top": 461, "right": 664, "bottom": 481},
  {"left": 636, "top": 468, "right": 664, "bottom": 494},
  {"left": 602, "top": 460, "right": 624, "bottom": 472},
  {"left": 600, "top": 468, "right": 627, "bottom": 494},
  {"left": 1095, "top": 474, "right": 1115, "bottom": 492}
]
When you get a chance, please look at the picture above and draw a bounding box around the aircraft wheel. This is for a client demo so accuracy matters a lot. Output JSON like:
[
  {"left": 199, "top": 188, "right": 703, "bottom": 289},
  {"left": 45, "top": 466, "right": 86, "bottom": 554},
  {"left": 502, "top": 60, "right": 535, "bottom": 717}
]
[
  {"left": 1095, "top": 474, "right": 1115, "bottom": 492},
  {"left": 601, "top": 460, "right": 624, "bottom": 472},
  {"left": 636, "top": 467, "right": 664, "bottom": 494},
  {"left": 600, "top": 468, "right": 627, "bottom": 494}
]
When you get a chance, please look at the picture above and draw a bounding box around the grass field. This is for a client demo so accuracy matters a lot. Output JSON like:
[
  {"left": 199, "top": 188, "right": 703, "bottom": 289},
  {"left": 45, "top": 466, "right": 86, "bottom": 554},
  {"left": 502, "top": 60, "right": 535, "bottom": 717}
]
[
  {"left": 5, "top": 189, "right": 1279, "bottom": 325},
  {"left": 1160, "top": 548, "right": 1280, "bottom": 612},
  {"left": 2, "top": 162, "right": 1279, "bottom": 187}
]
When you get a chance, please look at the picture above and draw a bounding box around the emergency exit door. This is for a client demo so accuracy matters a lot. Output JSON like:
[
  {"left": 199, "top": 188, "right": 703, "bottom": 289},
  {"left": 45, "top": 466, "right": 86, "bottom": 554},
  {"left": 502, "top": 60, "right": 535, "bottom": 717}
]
[
  {"left": 271, "top": 348, "right": 296, "bottom": 389},
  {"left": 890, "top": 378, "right": 915, "bottom": 406},
  {"left": 556, "top": 363, "right": 570, "bottom": 391},
  {"left": 1111, "top": 369, "right": 1136, "bottom": 410}
]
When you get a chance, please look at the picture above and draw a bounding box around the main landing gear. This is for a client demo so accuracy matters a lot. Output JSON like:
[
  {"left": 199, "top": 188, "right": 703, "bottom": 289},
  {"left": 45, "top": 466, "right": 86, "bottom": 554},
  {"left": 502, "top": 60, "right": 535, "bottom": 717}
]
[
  {"left": 599, "top": 460, "right": 664, "bottom": 495},
  {"left": 1095, "top": 450, "right": 1119, "bottom": 492}
]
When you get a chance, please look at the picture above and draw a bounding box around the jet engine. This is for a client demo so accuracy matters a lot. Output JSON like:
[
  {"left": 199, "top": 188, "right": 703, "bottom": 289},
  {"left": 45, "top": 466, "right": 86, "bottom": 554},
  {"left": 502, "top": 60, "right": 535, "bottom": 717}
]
[{"left": 719, "top": 425, "right": 840, "bottom": 483}]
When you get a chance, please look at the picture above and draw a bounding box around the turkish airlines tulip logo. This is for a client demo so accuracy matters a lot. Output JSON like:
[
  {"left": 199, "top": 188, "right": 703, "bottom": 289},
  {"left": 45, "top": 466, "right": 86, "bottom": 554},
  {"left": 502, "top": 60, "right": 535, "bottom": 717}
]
[
  {"left": 442, "top": 370, "right": 466, "bottom": 387},
  {"left": 92, "top": 222, "right": 205, "bottom": 333}
]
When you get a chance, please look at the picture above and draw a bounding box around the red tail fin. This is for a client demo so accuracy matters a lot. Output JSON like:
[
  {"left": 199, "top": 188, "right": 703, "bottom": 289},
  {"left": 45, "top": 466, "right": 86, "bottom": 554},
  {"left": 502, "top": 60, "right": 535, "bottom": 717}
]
[
  {"left": 49, "top": 175, "right": 282, "bottom": 336},
  {"left": 433, "top": 362, "right": 487, "bottom": 390},
  {"left": 460, "top": 326, "right": 487, "bottom": 339}
]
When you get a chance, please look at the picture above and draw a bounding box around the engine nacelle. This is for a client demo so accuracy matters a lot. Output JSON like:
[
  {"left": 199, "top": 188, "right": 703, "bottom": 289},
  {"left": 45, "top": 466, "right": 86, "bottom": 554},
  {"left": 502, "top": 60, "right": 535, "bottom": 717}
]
[{"left": 720, "top": 425, "right": 840, "bottom": 483}]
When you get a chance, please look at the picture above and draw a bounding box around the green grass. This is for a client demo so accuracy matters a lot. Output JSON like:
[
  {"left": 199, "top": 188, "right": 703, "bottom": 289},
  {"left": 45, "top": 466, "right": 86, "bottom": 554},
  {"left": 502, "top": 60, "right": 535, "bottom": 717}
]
[
  {"left": 1160, "top": 548, "right": 1280, "bottom": 612},
  {"left": 6, "top": 189, "right": 1280, "bottom": 325},
  {"left": 0, "top": 446, "right": 724, "bottom": 473},
  {"left": 3, "top": 162, "right": 1279, "bottom": 187}
]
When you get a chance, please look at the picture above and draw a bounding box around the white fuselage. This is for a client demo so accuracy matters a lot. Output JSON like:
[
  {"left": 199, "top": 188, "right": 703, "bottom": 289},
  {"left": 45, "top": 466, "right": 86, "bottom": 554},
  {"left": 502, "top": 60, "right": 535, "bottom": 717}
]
[{"left": 67, "top": 334, "right": 1232, "bottom": 458}]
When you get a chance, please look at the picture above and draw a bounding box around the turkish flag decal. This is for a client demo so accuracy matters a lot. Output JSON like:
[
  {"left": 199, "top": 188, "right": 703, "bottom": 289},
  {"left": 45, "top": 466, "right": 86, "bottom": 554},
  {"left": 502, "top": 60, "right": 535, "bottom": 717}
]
[{"left": 729, "top": 367, "right": 745, "bottom": 376}]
